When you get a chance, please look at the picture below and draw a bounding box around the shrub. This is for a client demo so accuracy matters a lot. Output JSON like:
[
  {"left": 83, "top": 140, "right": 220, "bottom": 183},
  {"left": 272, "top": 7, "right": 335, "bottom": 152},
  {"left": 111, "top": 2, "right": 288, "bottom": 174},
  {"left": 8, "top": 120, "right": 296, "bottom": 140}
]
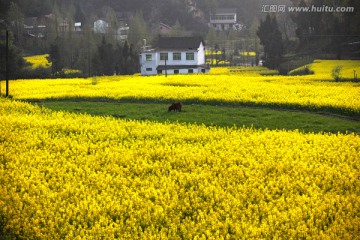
[
  {"left": 332, "top": 65, "right": 343, "bottom": 82},
  {"left": 288, "top": 65, "right": 314, "bottom": 76},
  {"left": 20, "top": 66, "right": 51, "bottom": 79}
]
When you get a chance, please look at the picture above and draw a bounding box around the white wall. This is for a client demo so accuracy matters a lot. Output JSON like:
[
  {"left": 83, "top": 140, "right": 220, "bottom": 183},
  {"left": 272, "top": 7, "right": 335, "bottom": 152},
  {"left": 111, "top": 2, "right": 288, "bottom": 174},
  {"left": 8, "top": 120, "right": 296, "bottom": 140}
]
[
  {"left": 140, "top": 41, "right": 208, "bottom": 75},
  {"left": 197, "top": 42, "right": 205, "bottom": 65},
  {"left": 157, "top": 51, "right": 198, "bottom": 66},
  {"left": 140, "top": 52, "right": 158, "bottom": 75}
]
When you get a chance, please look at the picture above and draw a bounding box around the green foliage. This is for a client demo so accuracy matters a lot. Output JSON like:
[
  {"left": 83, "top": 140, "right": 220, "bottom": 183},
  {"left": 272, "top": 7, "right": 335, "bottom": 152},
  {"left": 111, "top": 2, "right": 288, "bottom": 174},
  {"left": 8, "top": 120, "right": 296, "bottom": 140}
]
[
  {"left": 288, "top": 65, "right": 314, "bottom": 76},
  {"left": 49, "top": 42, "right": 63, "bottom": 75},
  {"left": 257, "top": 14, "right": 283, "bottom": 70},
  {"left": 0, "top": 32, "right": 26, "bottom": 80},
  {"left": 21, "top": 66, "right": 51, "bottom": 79},
  {"left": 92, "top": 38, "right": 139, "bottom": 76},
  {"left": 290, "top": 0, "right": 360, "bottom": 58},
  {"left": 332, "top": 65, "right": 343, "bottom": 82},
  {"left": 128, "top": 11, "right": 150, "bottom": 47}
]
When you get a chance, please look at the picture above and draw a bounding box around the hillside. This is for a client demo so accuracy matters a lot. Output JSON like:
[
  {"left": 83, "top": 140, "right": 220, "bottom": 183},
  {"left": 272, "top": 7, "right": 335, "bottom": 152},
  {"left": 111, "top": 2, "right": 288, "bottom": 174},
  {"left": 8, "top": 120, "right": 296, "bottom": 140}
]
[{"left": 3, "top": 0, "right": 298, "bottom": 31}]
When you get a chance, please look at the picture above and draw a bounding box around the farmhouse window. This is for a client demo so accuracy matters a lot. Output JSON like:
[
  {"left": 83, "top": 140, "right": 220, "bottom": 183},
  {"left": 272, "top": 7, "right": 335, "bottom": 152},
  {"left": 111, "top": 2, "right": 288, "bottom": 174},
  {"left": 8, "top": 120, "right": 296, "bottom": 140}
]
[
  {"left": 146, "top": 68, "right": 152, "bottom": 71},
  {"left": 160, "top": 53, "right": 168, "bottom": 61},
  {"left": 146, "top": 54, "right": 152, "bottom": 61},
  {"left": 174, "top": 70, "right": 179, "bottom": 74},
  {"left": 173, "top": 52, "right": 181, "bottom": 61},
  {"left": 186, "top": 53, "right": 194, "bottom": 61},
  {"left": 188, "top": 69, "right": 194, "bottom": 73}
]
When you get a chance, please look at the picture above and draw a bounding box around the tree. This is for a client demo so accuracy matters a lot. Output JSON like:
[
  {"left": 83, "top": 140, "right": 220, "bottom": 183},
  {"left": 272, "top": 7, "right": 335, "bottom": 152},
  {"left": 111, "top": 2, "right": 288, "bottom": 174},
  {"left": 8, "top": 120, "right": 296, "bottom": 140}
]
[
  {"left": 257, "top": 14, "right": 283, "bottom": 69},
  {"left": 0, "top": 30, "right": 26, "bottom": 80},
  {"left": 206, "top": 27, "right": 217, "bottom": 47},
  {"left": 249, "top": 18, "right": 261, "bottom": 65},
  {"left": 289, "top": 0, "right": 359, "bottom": 56},
  {"left": 128, "top": 12, "right": 149, "bottom": 47},
  {"left": 91, "top": 39, "right": 138, "bottom": 76},
  {"left": 290, "top": 0, "right": 311, "bottom": 48},
  {"left": 170, "top": 20, "right": 185, "bottom": 37},
  {"left": 121, "top": 40, "right": 130, "bottom": 74},
  {"left": 104, "top": 6, "right": 119, "bottom": 45},
  {"left": 93, "top": 37, "right": 115, "bottom": 75},
  {"left": 7, "top": 2, "right": 24, "bottom": 45},
  {"left": 49, "top": 40, "right": 63, "bottom": 74}
]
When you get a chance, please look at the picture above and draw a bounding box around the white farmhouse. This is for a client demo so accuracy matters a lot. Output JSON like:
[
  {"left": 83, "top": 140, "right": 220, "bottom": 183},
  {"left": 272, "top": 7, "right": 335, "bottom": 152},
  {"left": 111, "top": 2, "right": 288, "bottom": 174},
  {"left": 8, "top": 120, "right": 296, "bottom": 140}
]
[{"left": 139, "top": 37, "right": 210, "bottom": 75}]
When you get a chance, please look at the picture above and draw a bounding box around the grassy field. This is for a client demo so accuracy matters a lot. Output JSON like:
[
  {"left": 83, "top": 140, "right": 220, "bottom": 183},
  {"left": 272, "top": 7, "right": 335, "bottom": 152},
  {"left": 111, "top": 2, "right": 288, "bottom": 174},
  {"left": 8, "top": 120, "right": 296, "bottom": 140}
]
[
  {"left": 38, "top": 101, "right": 360, "bottom": 134},
  {"left": 1, "top": 59, "right": 359, "bottom": 239},
  {"left": 9, "top": 59, "right": 359, "bottom": 133}
]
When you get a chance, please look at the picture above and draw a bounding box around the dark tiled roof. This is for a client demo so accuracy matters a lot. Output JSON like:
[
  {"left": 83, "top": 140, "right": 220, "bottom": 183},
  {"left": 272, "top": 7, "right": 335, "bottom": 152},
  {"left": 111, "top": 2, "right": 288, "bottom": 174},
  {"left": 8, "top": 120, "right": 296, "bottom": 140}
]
[
  {"left": 156, "top": 37, "right": 204, "bottom": 50},
  {"left": 23, "top": 17, "right": 37, "bottom": 27}
]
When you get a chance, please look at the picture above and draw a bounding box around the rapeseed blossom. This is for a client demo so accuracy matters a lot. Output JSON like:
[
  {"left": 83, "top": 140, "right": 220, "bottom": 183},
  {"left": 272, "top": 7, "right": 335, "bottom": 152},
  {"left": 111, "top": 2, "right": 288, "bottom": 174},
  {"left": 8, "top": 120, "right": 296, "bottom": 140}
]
[
  {"left": 0, "top": 98, "right": 359, "bottom": 239},
  {"left": 8, "top": 72, "right": 360, "bottom": 116}
]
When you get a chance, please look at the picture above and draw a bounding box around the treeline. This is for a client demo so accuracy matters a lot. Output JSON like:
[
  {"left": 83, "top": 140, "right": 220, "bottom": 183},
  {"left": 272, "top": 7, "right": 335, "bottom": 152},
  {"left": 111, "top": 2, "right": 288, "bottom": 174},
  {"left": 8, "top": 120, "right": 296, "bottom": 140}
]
[
  {"left": 257, "top": 0, "right": 360, "bottom": 72},
  {"left": 1, "top": 0, "right": 359, "bottom": 78},
  {"left": 48, "top": 33, "right": 139, "bottom": 77},
  {"left": 92, "top": 38, "right": 138, "bottom": 76},
  {"left": 1, "top": 0, "right": 263, "bottom": 26},
  {"left": 289, "top": 0, "right": 360, "bottom": 58},
  {"left": 0, "top": 25, "right": 139, "bottom": 79}
]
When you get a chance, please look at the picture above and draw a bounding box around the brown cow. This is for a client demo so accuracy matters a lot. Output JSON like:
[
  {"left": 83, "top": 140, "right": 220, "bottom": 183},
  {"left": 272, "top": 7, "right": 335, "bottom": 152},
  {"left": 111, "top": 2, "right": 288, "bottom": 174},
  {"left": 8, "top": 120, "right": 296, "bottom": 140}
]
[{"left": 168, "top": 102, "right": 182, "bottom": 112}]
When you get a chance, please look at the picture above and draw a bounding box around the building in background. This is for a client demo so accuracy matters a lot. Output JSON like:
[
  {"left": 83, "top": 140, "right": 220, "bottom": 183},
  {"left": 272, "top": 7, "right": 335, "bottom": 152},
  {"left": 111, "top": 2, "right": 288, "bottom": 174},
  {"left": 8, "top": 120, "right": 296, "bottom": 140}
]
[
  {"left": 209, "top": 8, "right": 241, "bottom": 31},
  {"left": 139, "top": 37, "right": 209, "bottom": 75}
]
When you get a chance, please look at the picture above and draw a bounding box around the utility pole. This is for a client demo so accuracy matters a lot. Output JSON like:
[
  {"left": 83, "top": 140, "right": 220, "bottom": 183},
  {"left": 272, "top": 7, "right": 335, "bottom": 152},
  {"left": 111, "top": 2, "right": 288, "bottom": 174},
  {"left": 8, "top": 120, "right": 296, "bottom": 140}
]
[{"left": 6, "top": 30, "right": 9, "bottom": 97}]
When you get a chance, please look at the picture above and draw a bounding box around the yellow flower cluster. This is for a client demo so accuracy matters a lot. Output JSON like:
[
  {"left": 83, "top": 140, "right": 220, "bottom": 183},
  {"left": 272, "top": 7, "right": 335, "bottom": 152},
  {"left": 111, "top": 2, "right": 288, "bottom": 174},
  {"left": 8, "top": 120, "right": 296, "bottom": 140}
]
[
  {"left": 9, "top": 70, "right": 360, "bottom": 116},
  {"left": 1, "top": 98, "right": 359, "bottom": 239},
  {"left": 24, "top": 54, "right": 51, "bottom": 69}
]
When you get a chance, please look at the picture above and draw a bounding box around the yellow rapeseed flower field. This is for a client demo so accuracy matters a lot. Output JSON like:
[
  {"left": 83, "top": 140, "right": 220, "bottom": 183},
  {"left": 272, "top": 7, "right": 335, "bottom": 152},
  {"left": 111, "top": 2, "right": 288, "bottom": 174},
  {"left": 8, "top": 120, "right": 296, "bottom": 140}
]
[
  {"left": 309, "top": 60, "right": 360, "bottom": 79},
  {"left": 0, "top": 98, "right": 359, "bottom": 239},
  {"left": 1, "top": 60, "right": 359, "bottom": 238},
  {"left": 8, "top": 68, "right": 360, "bottom": 116}
]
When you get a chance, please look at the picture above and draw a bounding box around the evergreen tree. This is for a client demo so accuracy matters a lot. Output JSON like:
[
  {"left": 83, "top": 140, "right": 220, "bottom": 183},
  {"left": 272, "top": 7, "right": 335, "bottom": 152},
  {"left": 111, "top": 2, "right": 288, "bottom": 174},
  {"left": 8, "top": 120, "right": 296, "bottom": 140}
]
[
  {"left": 170, "top": 20, "right": 185, "bottom": 37},
  {"left": 121, "top": 40, "right": 130, "bottom": 74},
  {"left": 93, "top": 37, "right": 115, "bottom": 75},
  {"left": 128, "top": 43, "right": 139, "bottom": 74},
  {"left": 49, "top": 40, "right": 63, "bottom": 74},
  {"left": 7, "top": 2, "right": 24, "bottom": 46},
  {"left": 128, "top": 12, "right": 149, "bottom": 47},
  {"left": 114, "top": 43, "right": 123, "bottom": 75},
  {"left": 249, "top": 18, "right": 261, "bottom": 65},
  {"left": 257, "top": 14, "right": 283, "bottom": 69}
]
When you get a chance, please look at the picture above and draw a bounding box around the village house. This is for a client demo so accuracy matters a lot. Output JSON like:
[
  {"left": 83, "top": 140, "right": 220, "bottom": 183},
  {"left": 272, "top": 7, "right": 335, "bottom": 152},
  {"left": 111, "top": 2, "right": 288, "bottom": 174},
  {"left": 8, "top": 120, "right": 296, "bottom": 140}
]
[
  {"left": 139, "top": 37, "right": 210, "bottom": 75},
  {"left": 158, "top": 22, "right": 172, "bottom": 35},
  {"left": 23, "top": 14, "right": 82, "bottom": 38},
  {"left": 93, "top": 19, "right": 129, "bottom": 40},
  {"left": 209, "top": 8, "right": 240, "bottom": 31},
  {"left": 23, "top": 15, "right": 51, "bottom": 38}
]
